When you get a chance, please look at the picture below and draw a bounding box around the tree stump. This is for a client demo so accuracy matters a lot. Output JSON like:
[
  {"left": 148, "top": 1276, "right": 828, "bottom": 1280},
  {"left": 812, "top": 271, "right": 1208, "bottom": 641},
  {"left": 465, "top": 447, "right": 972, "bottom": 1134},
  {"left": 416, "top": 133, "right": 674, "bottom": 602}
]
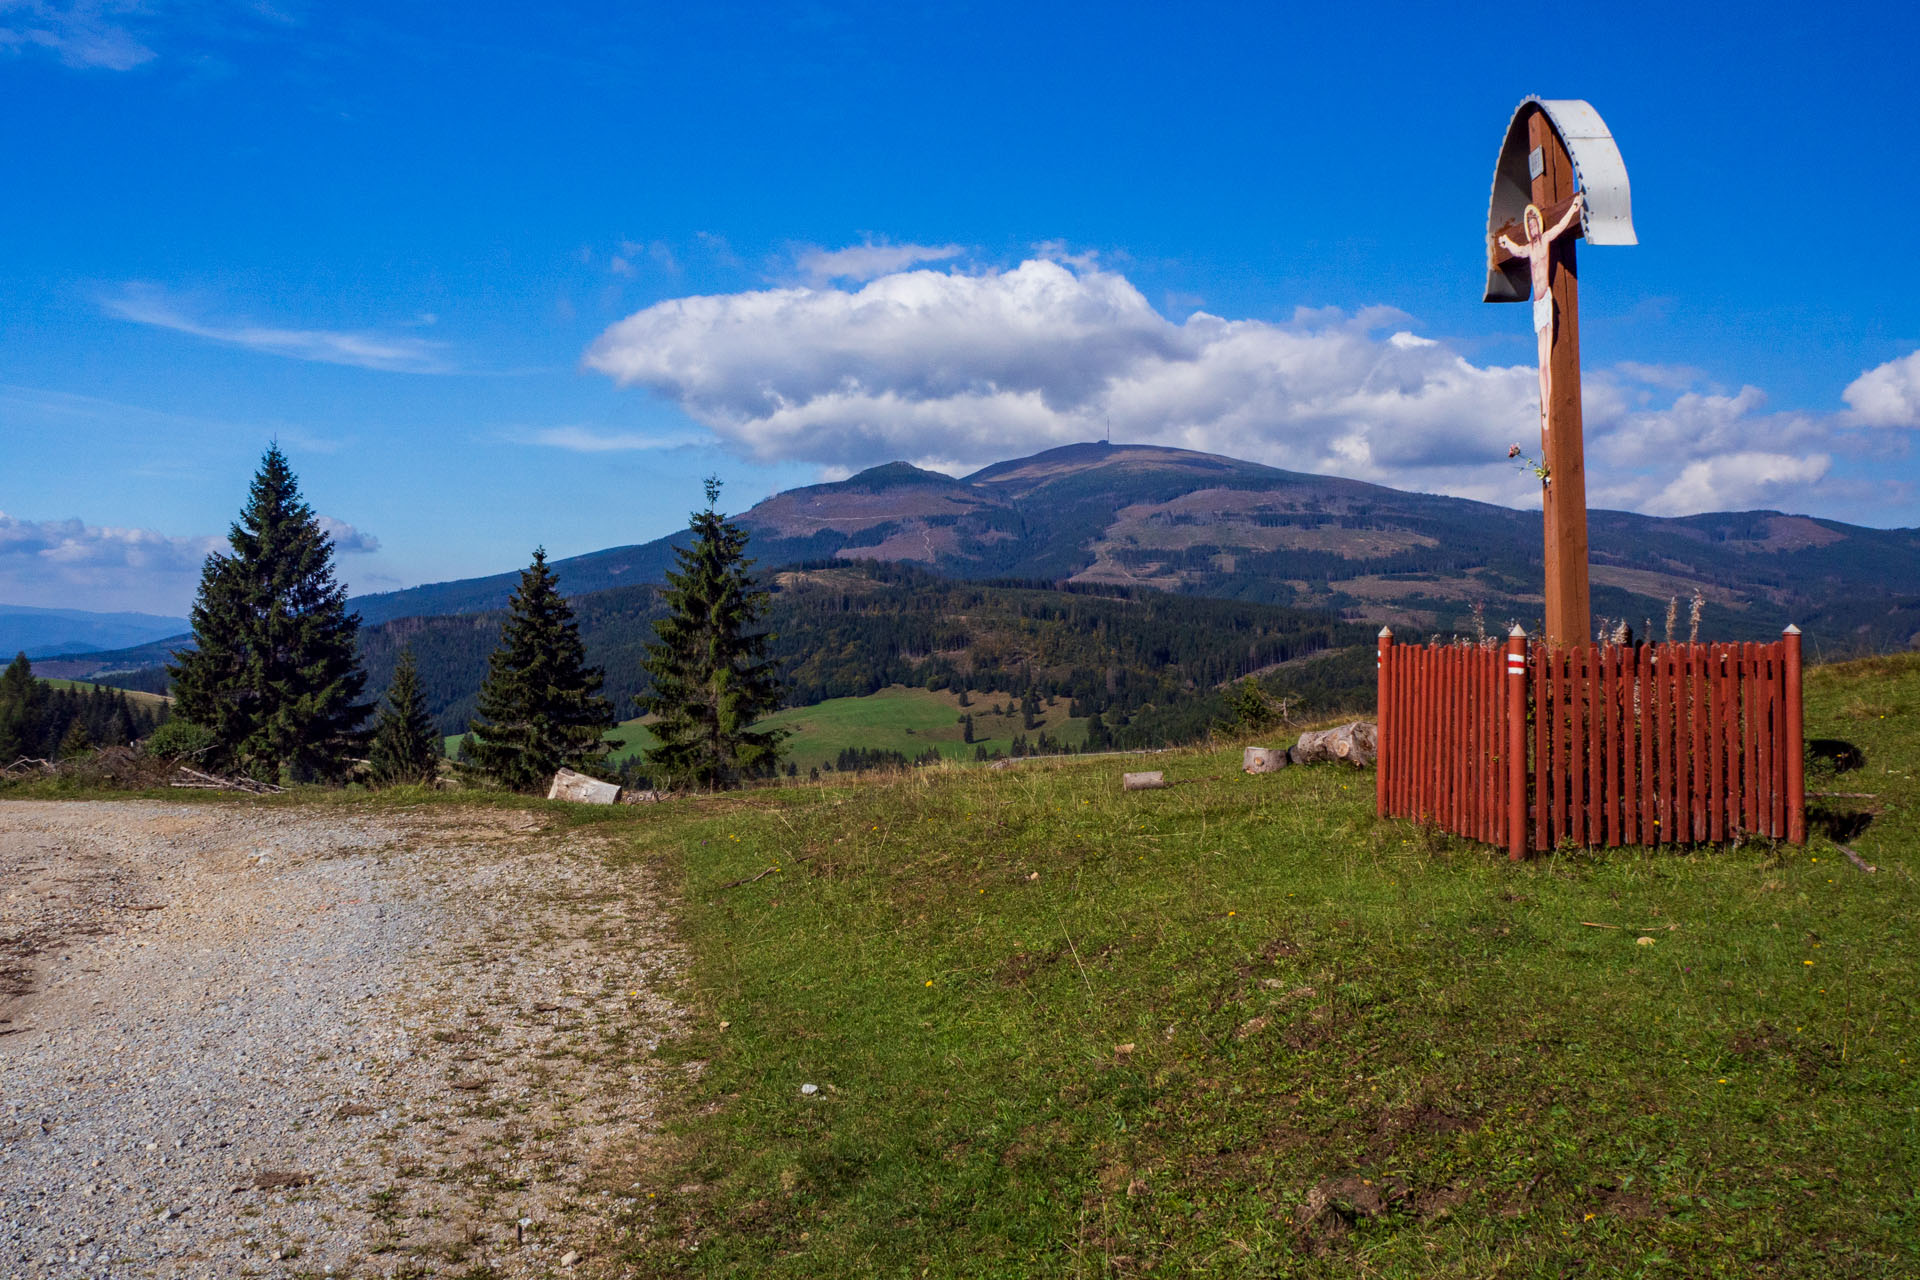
[
  {"left": 1288, "top": 722, "right": 1377, "bottom": 769},
  {"left": 1242, "top": 746, "right": 1289, "bottom": 774}
]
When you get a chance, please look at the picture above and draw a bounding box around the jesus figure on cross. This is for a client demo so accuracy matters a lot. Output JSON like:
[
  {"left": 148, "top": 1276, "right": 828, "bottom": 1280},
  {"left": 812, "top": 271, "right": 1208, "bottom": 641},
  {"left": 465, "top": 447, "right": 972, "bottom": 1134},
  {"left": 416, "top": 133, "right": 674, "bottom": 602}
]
[{"left": 1498, "top": 191, "right": 1584, "bottom": 443}]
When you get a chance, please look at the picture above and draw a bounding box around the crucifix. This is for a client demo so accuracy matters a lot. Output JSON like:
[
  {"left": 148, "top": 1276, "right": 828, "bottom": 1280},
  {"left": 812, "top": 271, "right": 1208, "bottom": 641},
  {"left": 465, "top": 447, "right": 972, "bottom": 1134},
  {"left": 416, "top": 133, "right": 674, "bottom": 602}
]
[
  {"left": 1499, "top": 190, "right": 1583, "bottom": 443},
  {"left": 1485, "top": 98, "right": 1635, "bottom": 647}
]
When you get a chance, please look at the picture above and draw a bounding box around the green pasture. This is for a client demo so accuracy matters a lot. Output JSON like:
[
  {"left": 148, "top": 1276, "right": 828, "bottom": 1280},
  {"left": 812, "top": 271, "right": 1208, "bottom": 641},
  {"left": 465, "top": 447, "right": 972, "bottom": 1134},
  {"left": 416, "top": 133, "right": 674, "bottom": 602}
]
[
  {"left": 595, "top": 654, "right": 1920, "bottom": 1276},
  {"left": 40, "top": 677, "right": 170, "bottom": 708},
  {"left": 604, "top": 685, "right": 1088, "bottom": 772}
]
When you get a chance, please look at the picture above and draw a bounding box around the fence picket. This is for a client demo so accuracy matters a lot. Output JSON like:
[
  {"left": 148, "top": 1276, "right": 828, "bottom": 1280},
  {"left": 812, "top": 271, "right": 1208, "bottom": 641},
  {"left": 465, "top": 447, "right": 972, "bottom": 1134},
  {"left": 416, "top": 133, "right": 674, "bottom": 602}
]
[
  {"left": 1768, "top": 644, "right": 1785, "bottom": 838},
  {"left": 1675, "top": 644, "right": 1694, "bottom": 842}
]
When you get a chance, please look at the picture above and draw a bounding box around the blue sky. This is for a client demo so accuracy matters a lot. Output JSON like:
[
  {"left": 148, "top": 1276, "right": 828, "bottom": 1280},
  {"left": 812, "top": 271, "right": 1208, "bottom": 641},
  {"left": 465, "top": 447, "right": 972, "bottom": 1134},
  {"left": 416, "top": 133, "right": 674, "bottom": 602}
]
[{"left": 5, "top": 0, "right": 1918, "bottom": 613}]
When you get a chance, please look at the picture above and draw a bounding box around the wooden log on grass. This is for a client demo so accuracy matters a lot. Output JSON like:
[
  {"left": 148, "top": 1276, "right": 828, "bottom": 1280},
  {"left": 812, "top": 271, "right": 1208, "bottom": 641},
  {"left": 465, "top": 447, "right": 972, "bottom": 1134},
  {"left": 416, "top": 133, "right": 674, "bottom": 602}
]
[
  {"left": 547, "top": 768, "right": 622, "bottom": 805},
  {"left": 1242, "top": 746, "right": 1289, "bottom": 774},
  {"left": 1288, "top": 721, "right": 1378, "bottom": 769},
  {"left": 1122, "top": 771, "right": 1166, "bottom": 791}
]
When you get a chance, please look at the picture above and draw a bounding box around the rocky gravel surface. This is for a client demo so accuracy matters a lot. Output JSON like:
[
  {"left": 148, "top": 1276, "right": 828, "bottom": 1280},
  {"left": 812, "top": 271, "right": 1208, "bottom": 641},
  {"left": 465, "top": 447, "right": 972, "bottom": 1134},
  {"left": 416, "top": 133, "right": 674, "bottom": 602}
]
[{"left": 1, "top": 799, "right": 687, "bottom": 1278}]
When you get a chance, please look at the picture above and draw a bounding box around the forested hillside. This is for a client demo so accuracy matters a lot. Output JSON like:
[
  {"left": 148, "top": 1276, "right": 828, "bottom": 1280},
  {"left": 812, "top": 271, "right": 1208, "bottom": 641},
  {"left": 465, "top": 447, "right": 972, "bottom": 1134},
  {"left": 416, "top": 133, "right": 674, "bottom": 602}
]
[
  {"left": 346, "top": 443, "right": 1920, "bottom": 651},
  {"left": 352, "top": 562, "right": 1375, "bottom": 742},
  {"left": 0, "top": 656, "right": 169, "bottom": 761}
]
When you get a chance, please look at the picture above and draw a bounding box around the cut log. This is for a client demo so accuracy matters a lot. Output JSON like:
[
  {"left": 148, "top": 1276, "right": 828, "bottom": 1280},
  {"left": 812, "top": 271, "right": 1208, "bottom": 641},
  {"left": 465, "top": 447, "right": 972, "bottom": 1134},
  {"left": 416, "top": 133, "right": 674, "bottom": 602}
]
[
  {"left": 1122, "top": 771, "right": 1167, "bottom": 791},
  {"left": 1242, "top": 746, "right": 1289, "bottom": 775},
  {"left": 547, "top": 768, "right": 622, "bottom": 805},
  {"left": 1288, "top": 721, "right": 1377, "bottom": 769},
  {"left": 620, "top": 788, "right": 665, "bottom": 805}
]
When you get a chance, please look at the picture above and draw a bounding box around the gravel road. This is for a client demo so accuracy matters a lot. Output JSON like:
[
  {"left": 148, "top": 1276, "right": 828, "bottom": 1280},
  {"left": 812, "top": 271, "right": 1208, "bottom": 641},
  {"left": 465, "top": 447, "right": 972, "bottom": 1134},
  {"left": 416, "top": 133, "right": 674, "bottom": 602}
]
[{"left": 1, "top": 799, "right": 687, "bottom": 1278}]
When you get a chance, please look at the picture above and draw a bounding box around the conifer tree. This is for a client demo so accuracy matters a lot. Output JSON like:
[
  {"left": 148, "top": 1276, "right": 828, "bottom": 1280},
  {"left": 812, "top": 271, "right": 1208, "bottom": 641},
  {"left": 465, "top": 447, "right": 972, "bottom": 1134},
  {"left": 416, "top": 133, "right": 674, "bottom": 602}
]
[
  {"left": 467, "top": 549, "right": 614, "bottom": 791},
  {"left": 641, "top": 477, "right": 786, "bottom": 789},
  {"left": 0, "top": 653, "right": 39, "bottom": 762},
  {"left": 59, "top": 719, "right": 92, "bottom": 758},
  {"left": 368, "top": 647, "right": 441, "bottom": 787},
  {"left": 168, "top": 446, "right": 369, "bottom": 781}
]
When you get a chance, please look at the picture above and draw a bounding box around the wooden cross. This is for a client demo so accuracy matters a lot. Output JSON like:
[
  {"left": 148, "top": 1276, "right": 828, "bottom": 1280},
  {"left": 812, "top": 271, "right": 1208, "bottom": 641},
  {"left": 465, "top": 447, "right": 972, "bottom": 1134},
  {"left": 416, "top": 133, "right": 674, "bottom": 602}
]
[{"left": 1488, "top": 106, "right": 1599, "bottom": 647}]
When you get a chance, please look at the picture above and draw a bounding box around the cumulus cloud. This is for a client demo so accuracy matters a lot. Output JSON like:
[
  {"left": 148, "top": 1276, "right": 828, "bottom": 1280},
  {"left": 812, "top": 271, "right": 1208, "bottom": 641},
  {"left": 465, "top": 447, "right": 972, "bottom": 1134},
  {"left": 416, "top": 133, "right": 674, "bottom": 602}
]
[
  {"left": 795, "top": 241, "right": 965, "bottom": 284},
  {"left": 0, "top": 512, "right": 222, "bottom": 613},
  {"left": 317, "top": 516, "right": 379, "bottom": 554},
  {"left": 103, "top": 286, "right": 453, "bottom": 374},
  {"left": 0, "top": 0, "right": 155, "bottom": 70},
  {"left": 1638, "top": 452, "right": 1834, "bottom": 518},
  {"left": 1843, "top": 350, "right": 1920, "bottom": 427},
  {"left": 584, "top": 257, "right": 1917, "bottom": 519}
]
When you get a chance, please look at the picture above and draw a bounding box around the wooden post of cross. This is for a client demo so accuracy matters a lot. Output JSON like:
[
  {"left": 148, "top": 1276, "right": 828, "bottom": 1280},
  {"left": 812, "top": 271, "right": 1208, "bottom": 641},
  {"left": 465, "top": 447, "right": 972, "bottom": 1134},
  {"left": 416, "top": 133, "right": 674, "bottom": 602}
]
[{"left": 1485, "top": 99, "right": 1636, "bottom": 647}]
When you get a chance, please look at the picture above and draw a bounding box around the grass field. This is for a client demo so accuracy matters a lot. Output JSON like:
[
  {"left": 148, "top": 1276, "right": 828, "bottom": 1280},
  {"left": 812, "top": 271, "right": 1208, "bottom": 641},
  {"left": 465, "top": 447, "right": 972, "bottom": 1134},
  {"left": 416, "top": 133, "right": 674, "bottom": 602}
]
[
  {"left": 605, "top": 685, "right": 1088, "bottom": 772},
  {"left": 593, "top": 654, "right": 1919, "bottom": 1276},
  {"left": 41, "top": 677, "right": 171, "bottom": 708}
]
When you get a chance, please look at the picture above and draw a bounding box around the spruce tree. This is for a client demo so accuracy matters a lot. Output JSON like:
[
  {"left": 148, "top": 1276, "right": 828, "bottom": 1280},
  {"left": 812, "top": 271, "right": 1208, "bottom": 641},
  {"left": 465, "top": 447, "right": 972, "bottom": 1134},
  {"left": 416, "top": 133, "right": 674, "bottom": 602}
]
[
  {"left": 0, "top": 653, "right": 39, "bottom": 762},
  {"left": 368, "top": 647, "right": 441, "bottom": 787},
  {"left": 169, "top": 446, "right": 370, "bottom": 781},
  {"left": 467, "top": 549, "right": 614, "bottom": 791},
  {"left": 641, "top": 477, "right": 786, "bottom": 789},
  {"left": 59, "top": 719, "right": 92, "bottom": 758}
]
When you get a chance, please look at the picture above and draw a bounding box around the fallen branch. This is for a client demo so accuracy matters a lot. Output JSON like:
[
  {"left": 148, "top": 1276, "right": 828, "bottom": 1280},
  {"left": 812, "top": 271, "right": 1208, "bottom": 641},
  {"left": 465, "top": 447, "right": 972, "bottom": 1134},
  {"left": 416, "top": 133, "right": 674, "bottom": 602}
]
[
  {"left": 714, "top": 855, "right": 814, "bottom": 891},
  {"left": 1578, "top": 921, "right": 1621, "bottom": 929},
  {"left": 1809, "top": 791, "right": 1878, "bottom": 799},
  {"left": 171, "top": 766, "right": 285, "bottom": 795},
  {"left": 2, "top": 757, "right": 55, "bottom": 776},
  {"left": 1838, "top": 845, "right": 1878, "bottom": 874}
]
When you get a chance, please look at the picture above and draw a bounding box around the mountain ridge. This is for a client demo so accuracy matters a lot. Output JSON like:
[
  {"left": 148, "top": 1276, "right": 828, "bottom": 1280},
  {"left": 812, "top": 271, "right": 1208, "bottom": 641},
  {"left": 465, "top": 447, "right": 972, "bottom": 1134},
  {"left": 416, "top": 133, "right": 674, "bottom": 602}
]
[
  {"left": 0, "top": 605, "right": 191, "bottom": 660},
  {"left": 343, "top": 442, "right": 1920, "bottom": 650}
]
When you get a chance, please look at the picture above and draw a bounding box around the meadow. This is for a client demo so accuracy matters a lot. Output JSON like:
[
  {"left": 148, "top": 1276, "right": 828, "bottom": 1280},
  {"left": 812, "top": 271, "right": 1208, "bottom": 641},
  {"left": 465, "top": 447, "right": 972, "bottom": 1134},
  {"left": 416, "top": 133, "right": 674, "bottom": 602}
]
[
  {"left": 603, "top": 685, "right": 1089, "bottom": 772},
  {"left": 39, "top": 677, "right": 170, "bottom": 709},
  {"left": 591, "top": 653, "right": 1918, "bottom": 1276}
]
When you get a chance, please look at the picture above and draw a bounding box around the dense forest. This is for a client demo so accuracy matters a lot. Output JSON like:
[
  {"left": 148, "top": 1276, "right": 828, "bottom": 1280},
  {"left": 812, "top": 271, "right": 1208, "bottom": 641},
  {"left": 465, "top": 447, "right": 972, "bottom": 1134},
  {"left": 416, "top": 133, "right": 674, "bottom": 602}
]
[
  {"left": 0, "top": 655, "right": 169, "bottom": 762},
  {"left": 356, "top": 561, "right": 1377, "bottom": 747}
]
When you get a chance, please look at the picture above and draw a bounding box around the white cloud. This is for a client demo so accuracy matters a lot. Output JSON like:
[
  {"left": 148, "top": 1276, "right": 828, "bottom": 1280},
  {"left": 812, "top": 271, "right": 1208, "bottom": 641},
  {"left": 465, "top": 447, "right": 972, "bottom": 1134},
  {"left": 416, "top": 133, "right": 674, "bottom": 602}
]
[
  {"left": 103, "top": 286, "right": 453, "bottom": 374},
  {"left": 584, "top": 257, "right": 1904, "bottom": 519},
  {"left": 0, "top": 0, "right": 155, "bottom": 70},
  {"left": 795, "top": 240, "right": 965, "bottom": 284},
  {"left": 0, "top": 512, "right": 222, "bottom": 613},
  {"left": 1639, "top": 452, "right": 1834, "bottom": 517},
  {"left": 317, "top": 516, "right": 379, "bottom": 554},
  {"left": 520, "top": 426, "right": 705, "bottom": 453},
  {"left": 1842, "top": 349, "right": 1920, "bottom": 427}
]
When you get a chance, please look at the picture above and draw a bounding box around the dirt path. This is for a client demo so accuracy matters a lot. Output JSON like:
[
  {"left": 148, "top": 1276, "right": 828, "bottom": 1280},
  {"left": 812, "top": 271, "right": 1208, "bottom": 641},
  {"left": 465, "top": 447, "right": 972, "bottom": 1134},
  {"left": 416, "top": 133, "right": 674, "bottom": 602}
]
[{"left": 0, "top": 799, "right": 686, "bottom": 1278}]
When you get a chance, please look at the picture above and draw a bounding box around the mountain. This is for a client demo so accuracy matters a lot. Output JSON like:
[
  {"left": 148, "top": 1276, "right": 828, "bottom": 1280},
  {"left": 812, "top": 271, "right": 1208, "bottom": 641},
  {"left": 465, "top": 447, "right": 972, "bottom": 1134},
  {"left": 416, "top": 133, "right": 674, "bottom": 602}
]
[
  {"left": 347, "top": 443, "right": 1920, "bottom": 652},
  {"left": 0, "top": 605, "right": 189, "bottom": 660}
]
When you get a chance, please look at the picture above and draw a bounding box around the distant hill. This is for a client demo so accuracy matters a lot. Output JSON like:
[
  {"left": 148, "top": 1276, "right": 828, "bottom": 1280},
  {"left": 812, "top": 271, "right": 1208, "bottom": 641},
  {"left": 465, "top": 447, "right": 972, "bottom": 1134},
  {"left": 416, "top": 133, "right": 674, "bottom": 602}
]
[
  {"left": 358, "top": 562, "right": 1370, "bottom": 742},
  {"left": 0, "top": 605, "right": 188, "bottom": 660},
  {"left": 345, "top": 442, "right": 1920, "bottom": 652},
  {"left": 54, "top": 563, "right": 1372, "bottom": 745}
]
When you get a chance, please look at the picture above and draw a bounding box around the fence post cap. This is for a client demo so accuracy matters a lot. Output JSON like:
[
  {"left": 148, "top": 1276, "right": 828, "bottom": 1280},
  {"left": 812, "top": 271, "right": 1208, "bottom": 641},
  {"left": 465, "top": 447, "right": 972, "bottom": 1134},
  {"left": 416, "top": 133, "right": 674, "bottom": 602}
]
[
  {"left": 1783, "top": 623, "right": 1801, "bottom": 636},
  {"left": 1508, "top": 624, "right": 1528, "bottom": 639},
  {"left": 1378, "top": 626, "right": 1394, "bottom": 638}
]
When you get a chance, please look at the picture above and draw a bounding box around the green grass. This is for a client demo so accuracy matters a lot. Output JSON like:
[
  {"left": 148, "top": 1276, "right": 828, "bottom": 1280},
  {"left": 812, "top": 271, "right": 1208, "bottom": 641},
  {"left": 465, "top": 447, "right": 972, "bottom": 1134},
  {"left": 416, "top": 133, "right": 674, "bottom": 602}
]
[
  {"left": 41, "top": 677, "right": 170, "bottom": 708},
  {"left": 596, "top": 655, "right": 1920, "bottom": 1277},
  {"left": 607, "top": 685, "right": 1087, "bottom": 771}
]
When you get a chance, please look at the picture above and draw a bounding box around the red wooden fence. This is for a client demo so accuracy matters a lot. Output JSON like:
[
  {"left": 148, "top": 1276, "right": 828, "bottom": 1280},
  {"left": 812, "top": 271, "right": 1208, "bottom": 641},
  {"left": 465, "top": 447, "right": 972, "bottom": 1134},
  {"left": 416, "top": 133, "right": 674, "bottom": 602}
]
[{"left": 1376, "top": 626, "right": 1805, "bottom": 858}]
